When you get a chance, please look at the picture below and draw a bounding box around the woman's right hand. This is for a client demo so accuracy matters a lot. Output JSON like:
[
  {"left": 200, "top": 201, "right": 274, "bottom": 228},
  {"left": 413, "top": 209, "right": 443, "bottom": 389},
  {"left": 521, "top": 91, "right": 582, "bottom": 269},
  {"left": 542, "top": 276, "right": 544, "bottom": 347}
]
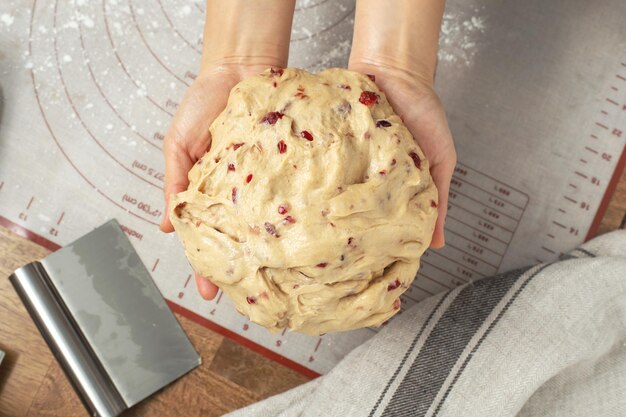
[
  {"left": 160, "top": 65, "right": 278, "bottom": 300},
  {"left": 160, "top": 0, "right": 295, "bottom": 300}
]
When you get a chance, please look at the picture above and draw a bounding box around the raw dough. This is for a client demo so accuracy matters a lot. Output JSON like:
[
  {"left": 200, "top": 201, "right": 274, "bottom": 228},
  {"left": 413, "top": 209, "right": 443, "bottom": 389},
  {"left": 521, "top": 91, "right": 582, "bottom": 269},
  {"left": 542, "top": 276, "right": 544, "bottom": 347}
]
[{"left": 170, "top": 68, "right": 437, "bottom": 335}]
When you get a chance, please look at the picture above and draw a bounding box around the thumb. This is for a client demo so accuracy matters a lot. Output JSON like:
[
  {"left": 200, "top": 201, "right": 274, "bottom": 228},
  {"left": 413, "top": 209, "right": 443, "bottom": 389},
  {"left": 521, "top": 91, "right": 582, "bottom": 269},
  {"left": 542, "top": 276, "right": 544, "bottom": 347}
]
[
  {"left": 160, "top": 143, "right": 195, "bottom": 233},
  {"left": 429, "top": 159, "right": 455, "bottom": 249}
]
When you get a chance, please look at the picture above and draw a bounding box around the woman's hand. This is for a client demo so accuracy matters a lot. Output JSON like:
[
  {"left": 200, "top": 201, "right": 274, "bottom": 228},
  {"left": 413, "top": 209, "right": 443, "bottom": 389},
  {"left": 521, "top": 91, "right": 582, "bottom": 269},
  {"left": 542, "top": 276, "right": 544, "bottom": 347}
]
[
  {"left": 349, "top": 63, "right": 456, "bottom": 248},
  {"left": 160, "top": 0, "right": 295, "bottom": 300},
  {"left": 160, "top": 66, "right": 276, "bottom": 300},
  {"left": 350, "top": 0, "right": 454, "bottom": 247}
]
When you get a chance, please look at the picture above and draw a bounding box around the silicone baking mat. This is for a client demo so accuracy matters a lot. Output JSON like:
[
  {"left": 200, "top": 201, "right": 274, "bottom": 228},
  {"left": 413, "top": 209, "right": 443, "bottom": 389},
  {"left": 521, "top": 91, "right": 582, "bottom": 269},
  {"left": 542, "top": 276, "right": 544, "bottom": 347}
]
[{"left": 0, "top": 0, "right": 624, "bottom": 376}]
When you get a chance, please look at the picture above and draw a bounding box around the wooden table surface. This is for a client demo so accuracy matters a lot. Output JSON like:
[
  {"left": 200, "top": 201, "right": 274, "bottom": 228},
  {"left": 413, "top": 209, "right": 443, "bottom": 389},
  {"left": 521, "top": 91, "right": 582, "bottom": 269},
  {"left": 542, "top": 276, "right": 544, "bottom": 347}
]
[{"left": 1, "top": 167, "right": 625, "bottom": 417}]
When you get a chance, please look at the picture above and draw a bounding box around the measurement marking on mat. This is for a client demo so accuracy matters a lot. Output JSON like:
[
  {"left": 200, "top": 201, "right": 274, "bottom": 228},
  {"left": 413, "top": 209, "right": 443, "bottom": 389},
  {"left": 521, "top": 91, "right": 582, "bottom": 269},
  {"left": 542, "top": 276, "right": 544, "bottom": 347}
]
[
  {"left": 216, "top": 291, "right": 223, "bottom": 304},
  {"left": 446, "top": 215, "right": 508, "bottom": 245},
  {"left": 595, "top": 122, "right": 609, "bottom": 130},
  {"left": 414, "top": 282, "right": 435, "bottom": 295},
  {"left": 541, "top": 246, "right": 556, "bottom": 254},
  {"left": 557, "top": 208, "right": 566, "bottom": 214},
  {"left": 611, "top": 86, "right": 618, "bottom": 91},
  {"left": 443, "top": 243, "right": 499, "bottom": 269},
  {"left": 183, "top": 274, "right": 192, "bottom": 288},
  {"left": 151, "top": 258, "right": 160, "bottom": 272},
  {"left": 450, "top": 188, "right": 521, "bottom": 221},
  {"left": 553, "top": 221, "right": 566, "bottom": 228},
  {"left": 281, "top": 328, "right": 287, "bottom": 337},
  {"left": 585, "top": 146, "right": 598, "bottom": 154},
  {"left": 547, "top": 234, "right": 555, "bottom": 239},
  {"left": 423, "top": 259, "right": 476, "bottom": 282},
  {"left": 601, "top": 110, "right": 608, "bottom": 115},
  {"left": 445, "top": 229, "right": 506, "bottom": 256},
  {"left": 564, "top": 196, "right": 578, "bottom": 204},
  {"left": 575, "top": 171, "right": 588, "bottom": 179},
  {"left": 403, "top": 293, "right": 420, "bottom": 303},
  {"left": 26, "top": 197, "right": 34, "bottom": 210},
  {"left": 579, "top": 159, "right": 587, "bottom": 164},
  {"left": 616, "top": 74, "right": 626, "bottom": 82},
  {"left": 0, "top": 181, "right": 4, "bottom": 191},
  {"left": 56, "top": 212, "right": 65, "bottom": 225},
  {"left": 313, "top": 338, "right": 322, "bottom": 352},
  {"left": 606, "top": 98, "right": 619, "bottom": 106},
  {"left": 590, "top": 134, "right": 598, "bottom": 139},
  {"left": 568, "top": 183, "right": 577, "bottom": 189},
  {"left": 421, "top": 271, "right": 456, "bottom": 290},
  {"left": 430, "top": 250, "right": 491, "bottom": 276}
]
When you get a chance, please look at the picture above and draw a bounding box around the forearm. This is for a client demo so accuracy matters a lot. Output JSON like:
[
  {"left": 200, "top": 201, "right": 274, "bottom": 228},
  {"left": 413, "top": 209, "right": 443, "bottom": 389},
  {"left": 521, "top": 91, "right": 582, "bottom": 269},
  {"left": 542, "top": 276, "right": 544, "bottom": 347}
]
[
  {"left": 201, "top": 0, "right": 296, "bottom": 73},
  {"left": 349, "top": 0, "right": 445, "bottom": 85}
]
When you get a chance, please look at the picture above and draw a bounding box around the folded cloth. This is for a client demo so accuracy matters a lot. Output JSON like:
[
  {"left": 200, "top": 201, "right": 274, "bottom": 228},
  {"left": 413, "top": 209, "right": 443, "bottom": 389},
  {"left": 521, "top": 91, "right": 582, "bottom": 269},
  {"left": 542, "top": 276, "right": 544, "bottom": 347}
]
[{"left": 225, "top": 230, "right": 626, "bottom": 417}]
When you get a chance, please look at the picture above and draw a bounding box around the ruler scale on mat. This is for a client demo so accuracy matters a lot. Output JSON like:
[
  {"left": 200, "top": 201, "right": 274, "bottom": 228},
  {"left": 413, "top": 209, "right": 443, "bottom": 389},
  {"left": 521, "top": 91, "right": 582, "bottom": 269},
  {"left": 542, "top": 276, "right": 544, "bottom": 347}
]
[{"left": 0, "top": 0, "right": 624, "bottom": 375}]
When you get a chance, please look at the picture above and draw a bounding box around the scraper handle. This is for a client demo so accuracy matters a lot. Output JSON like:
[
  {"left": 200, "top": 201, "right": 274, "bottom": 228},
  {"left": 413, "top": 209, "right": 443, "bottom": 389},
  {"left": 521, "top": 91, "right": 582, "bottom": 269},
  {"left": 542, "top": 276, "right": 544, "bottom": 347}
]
[{"left": 10, "top": 262, "right": 126, "bottom": 417}]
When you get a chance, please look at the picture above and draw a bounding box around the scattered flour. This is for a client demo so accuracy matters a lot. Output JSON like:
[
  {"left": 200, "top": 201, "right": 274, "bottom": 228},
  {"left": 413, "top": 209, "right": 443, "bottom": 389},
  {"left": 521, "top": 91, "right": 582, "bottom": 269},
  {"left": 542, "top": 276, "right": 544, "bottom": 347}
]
[
  {"left": 1, "top": 13, "right": 15, "bottom": 27},
  {"left": 296, "top": 0, "right": 326, "bottom": 9},
  {"left": 180, "top": 5, "right": 192, "bottom": 16},
  {"left": 470, "top": 16, "right": 485, "bottom": 30},
  {"left": 310, "top": 39, "right": 352, "bottom": 72},
  {"left": 289, "top": 0, "right": 484, "bottom": 70},
  {"left": 80, "top": 14, "right": 95, "bottom": 28},
  {"left": 37, "top": 214, "right": 51, "bottom": 222},
  {"left": 438, "top": 8, "right": 486, "bottom": 66}
]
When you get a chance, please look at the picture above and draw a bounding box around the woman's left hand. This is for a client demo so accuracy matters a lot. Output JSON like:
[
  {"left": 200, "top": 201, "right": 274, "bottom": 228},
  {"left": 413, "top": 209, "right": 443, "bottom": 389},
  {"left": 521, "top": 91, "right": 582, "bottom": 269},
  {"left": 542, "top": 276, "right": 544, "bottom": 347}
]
[{"left": 349, "top": 63, "right": 456, "bottom": 248}]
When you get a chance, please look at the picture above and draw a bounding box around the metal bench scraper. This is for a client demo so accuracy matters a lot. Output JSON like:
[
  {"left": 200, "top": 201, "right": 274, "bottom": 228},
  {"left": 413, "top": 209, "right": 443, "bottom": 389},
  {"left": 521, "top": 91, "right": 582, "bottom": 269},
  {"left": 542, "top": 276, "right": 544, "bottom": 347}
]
[{"left": 9, "top": 219, "right": 201, "bottom": 417}]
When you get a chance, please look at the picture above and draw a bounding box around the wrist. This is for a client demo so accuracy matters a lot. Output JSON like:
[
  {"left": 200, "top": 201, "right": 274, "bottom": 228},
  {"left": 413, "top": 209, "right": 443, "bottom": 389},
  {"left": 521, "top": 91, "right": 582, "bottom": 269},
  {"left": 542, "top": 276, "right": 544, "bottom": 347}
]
[
  {"left": 200, "top": 57, "right": 285, "bottom": 80},
  {"left": 348, "top": 60, "right": 436, "bottom": 92},
  {"left": 201, "top": 0, "right": 294, "bottom": 78},
  {"left": 349, "top": 0, "right": 444, "bottom": 88}
]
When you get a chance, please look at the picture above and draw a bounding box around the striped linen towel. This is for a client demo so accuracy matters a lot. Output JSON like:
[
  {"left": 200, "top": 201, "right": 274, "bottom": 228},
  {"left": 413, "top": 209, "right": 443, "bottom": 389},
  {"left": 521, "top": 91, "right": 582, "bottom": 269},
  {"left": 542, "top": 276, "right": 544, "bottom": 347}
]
[{"left": 226, "top": 230, "right": 626, "bottom": 417}]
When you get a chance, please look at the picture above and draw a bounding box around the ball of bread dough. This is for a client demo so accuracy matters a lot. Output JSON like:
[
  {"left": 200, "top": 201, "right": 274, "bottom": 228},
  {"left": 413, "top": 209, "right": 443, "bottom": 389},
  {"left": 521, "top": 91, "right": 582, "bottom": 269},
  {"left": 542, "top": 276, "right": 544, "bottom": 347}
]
[{"left": 170, "top": 68, "right": 437, "bottom": 335}]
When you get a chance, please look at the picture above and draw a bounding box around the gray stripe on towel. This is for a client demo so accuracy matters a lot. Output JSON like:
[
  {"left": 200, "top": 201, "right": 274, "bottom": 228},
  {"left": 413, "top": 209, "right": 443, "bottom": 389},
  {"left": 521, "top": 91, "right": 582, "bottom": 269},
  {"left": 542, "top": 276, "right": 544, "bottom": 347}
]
[
  {"left": 431, "top": 264, "right": 551, "bottom": 416},
  {"left": 379, "top": 266, "right": 534, "bottom": 417},
  {"left": 368, "top": 290, "right": 455, "bottom": 417}
]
